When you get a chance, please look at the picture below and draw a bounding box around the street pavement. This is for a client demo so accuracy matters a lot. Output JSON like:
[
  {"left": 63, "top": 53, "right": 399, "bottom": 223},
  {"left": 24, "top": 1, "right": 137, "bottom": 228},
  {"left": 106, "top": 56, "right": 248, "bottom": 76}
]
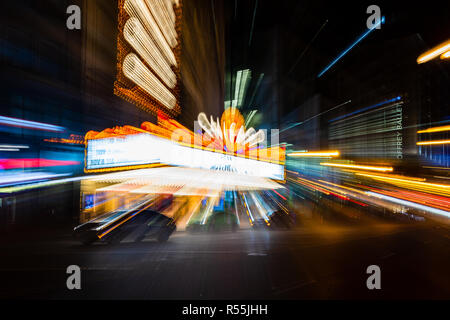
[{"left": 1, "top": 219, "right": 449, "bottom": 299}]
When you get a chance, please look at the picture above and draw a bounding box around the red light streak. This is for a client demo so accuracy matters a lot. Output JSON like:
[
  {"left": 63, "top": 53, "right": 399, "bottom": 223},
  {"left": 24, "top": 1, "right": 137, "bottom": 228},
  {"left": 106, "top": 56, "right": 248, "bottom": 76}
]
[{"left": 0, "top": 159, "right": 80, "bottom": 170}]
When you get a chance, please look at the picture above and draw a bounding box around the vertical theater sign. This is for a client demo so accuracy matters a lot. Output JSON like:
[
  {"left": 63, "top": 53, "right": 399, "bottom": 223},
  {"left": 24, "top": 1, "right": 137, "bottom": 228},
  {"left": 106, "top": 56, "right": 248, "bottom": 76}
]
[{"left": 114, "top": 0, "right": 182, "bottom": 117}]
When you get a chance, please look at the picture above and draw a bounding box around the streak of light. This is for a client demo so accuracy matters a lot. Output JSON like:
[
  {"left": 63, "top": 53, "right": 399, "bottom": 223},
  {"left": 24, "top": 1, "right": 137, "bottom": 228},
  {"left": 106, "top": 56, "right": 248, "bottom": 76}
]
[
  {"left": 0, "top": 145, "right": 29, "bottom": 149},
  {"left": 244, "top": 110, "right": 258, "bottom": 128},
  {"left": 272, "top": 189, "right": 286, "bottom": 200},
  {"left": 330, "top": 96, "right": 401, "bottom": 123},
  {"left": 288, "top": 150, "right": 339, "bottom": 157},
  {"left": 242, "top": 193, "right": 255, "bottom": 223},
  {"left": 0, "top": 158, "right": 80, "bottom": 170},
  {"left": 366, "top": 191, "right": 450, "bottom": 218},
  {"left": 293, "top": 177, "right": 369, "bottom": 206},
  {"left": 356, "top": 172, "right": 426, "bottom": 182},
  {"left": 295, "top": 177, "right": 330, "bottom": 195},
  {"left": 265, "top": 191, "right": 289, "bottom": 214},
  {"left": 368, "top": 187, "right": 450, "bottom": 212},
  {"left": 237, "top": 70, "right": 251, "bottom": 107},
  {"left": 318, "top": 180, "right": 367, "bottom": 195},
  {"left": 288, "top": 19, "right": 328, "bottom": 75},
  {"left": 0, "top": 172, "right": 71, "bottom": 187},
  {"left": 233, "top": 191, "right": 240, "bottom": 225},
  {"left": 318, "top": 18, "right": 383, "bottom": 77},
  {"left": 201, "top": 197, "right": 216, "bottom": 225},
  {"left": 320, "top": 162, "right": 393, "bottom": 172},
  {"left": 417, "top": 125, "right": 450, "bottom": 134},
  {"left": 357, "top": 173, "right": 450, "bottom": 196},
  {"left": 248, "top": 0, "right": 258, "bottom": 46},
  {"left": 423, "top": 166, "right": 450, "bottom": 170},
  {"left": 417, "top": 39, "right": 450, "bottom": 64},
  {"left": 441, "top": 50, "right": 450, "bottom": 59},
  {"left": 0, "top": 115, "right": 64, "bottom": 132},
  {"left": 0, "top": 175, "right": 100, "bottom": 194},
  {"left": 280, "top": 100, "right": 351, "bottom": 133},
  {"left": 417, "top": 139, "right": 450, "bottom": 146},
  {"left": 250, "top": 192, "right": 270, "bottom": 225}
]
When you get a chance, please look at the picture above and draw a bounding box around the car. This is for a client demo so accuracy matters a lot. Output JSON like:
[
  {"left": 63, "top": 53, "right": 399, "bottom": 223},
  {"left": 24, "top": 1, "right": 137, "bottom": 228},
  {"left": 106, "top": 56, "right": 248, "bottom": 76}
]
[
  {"left": 73, "top": 209, "right": 176, "bottom": 245},
  {"left": 133, "top": 210, "right": 176, "bottom": 243}
]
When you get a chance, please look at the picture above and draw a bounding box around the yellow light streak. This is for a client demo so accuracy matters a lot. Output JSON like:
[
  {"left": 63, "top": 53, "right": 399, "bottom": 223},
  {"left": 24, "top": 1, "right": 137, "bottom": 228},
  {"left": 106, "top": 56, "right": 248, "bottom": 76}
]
[
  {"left": 318, "top": 180, "right": 367, "bottom": 195},
  {"left": 417, "top": 125, "right": 450, "bottom": 134},
  {"left": 356, "top": 173, "right": 450, "bottom": 197},
  {"left": 417, "top": 40, "right": 450, "bottom": 64},
  {"left": 417, "top": 140, "right": 450, "bottom": 146},
  {"left": 441, "top": 50, "right": 450, "bottom": 59},
  {"left": 320, "top": 162, "right": 393, "bottom": 172},
  {"left": 288, "top": 150, "right": 340, "bottom": 157}
]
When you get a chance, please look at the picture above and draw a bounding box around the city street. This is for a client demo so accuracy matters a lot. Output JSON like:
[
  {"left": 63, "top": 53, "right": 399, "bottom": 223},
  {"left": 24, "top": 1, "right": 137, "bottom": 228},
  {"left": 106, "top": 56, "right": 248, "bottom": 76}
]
[{"left": 1, "top": 220, "right": 449, "bottom": 299}]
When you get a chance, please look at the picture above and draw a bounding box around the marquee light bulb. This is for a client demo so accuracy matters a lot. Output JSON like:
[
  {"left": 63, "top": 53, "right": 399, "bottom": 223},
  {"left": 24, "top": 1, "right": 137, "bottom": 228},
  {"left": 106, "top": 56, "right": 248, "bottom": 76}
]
[
  {"left": 123, "top": 53, "right": 176, "bottom": 109},
  {"left": 124, "top": 18, "right": 176, "bottom": 88},
  {"left": 124, "top": 0, "right": 177, "bottom": 66}
]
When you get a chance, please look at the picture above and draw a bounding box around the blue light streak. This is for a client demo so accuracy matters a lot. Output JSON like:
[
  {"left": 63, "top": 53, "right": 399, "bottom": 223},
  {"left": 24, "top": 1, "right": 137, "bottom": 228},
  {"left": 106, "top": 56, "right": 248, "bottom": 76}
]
[
  {"left": 329, "top": 96, "right": 401, "bottom": 123},
  {"left": 318, "top": 18, "right": 383, "bottom": 78},
  {"left": 0, "top": 115, "right": 65, "bottom": 132}
]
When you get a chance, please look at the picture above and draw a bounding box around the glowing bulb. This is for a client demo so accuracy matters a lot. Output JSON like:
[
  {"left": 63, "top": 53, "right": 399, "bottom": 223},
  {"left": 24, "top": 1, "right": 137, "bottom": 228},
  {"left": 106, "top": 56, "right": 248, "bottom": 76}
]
[
  {"left": 124, "top": 18, "right": 176, "bottom": 88},
  {"left": 123, "top": 53, "right": 176, "bottom": 109},
  {"left": 124, "top": 0, "right": 177, "bottom": 66},
  {"left": 145, "top": 0, "right": 177, "bottom": 48}
]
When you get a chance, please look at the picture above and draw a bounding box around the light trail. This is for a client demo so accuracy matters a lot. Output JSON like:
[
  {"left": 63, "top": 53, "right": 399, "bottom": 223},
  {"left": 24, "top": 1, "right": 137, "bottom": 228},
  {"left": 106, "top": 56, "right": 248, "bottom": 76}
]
[
  {"left": 417, "top": 140, "right": 450, "bottom": 146},
  {"left": 417, "top": 39, "right": 450, "bottom": 64},
  {"left": 366, "top": 191, "right": 450, "bottom": 218},
  {"left": 320, "top": 162, "right": 394, "bottom": 172},
  {"left": 288, "top": 150, "right": 340, "bottom": 157},
  {"left": 417, "top": 125, "right": 450, "bottom": 134},
  {"left": 0, "top": 115, "right": 65, "bottom": 132},
  {"left": 318, "top": 17, "right": 383, "bottom": 77}
]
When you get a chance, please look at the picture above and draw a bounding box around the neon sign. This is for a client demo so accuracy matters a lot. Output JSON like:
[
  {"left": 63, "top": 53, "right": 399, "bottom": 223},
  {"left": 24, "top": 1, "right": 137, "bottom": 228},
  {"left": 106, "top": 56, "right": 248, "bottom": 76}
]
[{"left": 86, "top": 132, "right": 284, "bottom": 180}]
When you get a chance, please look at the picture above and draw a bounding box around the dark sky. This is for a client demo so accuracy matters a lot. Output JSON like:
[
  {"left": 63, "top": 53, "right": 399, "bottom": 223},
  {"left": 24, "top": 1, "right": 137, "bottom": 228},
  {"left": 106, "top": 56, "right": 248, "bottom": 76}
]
[{"left": 227, "top": 0, "right": 450, "bottom": 68}]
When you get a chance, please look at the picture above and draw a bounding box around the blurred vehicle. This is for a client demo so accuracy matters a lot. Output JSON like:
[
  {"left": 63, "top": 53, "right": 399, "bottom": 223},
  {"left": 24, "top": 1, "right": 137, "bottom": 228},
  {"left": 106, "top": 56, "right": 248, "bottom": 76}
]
[
  {"left": 133, "top": 211, "right": 177, "bottom": 243},
  {"left": 73, "top": 208, "right": 176, "bottom": 245}
]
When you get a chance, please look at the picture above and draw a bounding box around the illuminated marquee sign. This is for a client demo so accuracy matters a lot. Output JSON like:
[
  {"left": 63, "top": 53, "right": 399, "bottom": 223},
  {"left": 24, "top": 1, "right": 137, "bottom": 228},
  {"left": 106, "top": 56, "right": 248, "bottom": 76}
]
[
  {"left": 114, "top": 0, "right": 182, "bottom": 117},
  {"left": 86, "top": 133, "right": 285, "bottom": 180},
  {"left": 85, "top": 109, "right": 286, "bottom": 179}
]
